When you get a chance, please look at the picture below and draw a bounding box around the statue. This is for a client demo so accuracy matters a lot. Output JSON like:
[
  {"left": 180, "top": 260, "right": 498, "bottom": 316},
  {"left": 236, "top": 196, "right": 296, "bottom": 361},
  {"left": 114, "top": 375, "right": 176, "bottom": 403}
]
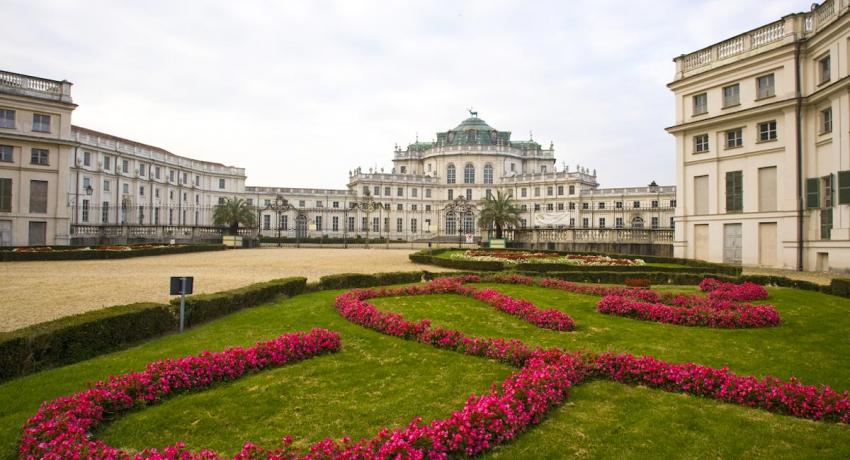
[{"left": 468, "top": 108, "right": 478, "bottom": 117}]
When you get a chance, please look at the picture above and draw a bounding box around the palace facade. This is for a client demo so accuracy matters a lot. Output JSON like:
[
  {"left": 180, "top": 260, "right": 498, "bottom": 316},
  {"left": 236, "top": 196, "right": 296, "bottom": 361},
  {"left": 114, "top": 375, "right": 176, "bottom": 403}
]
[
  {"left": 1, "top": 69, "right": 674, "bottom": 252},
  {"left": 668, "top": 0, "right": 850, "bottom": 271}
]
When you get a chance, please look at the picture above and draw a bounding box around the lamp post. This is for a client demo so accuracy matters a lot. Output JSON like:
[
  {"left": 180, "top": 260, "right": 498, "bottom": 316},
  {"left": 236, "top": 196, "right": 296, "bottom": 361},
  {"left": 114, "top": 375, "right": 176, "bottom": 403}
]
[
  {"left": 352, "top": 191, "right": 382, "bottom": 249},
  {"left": 264, "top": 194, "right": 293, "bottom": 248},
  {"left": 444, "top": 196, "right": 476, "bottom": 249}
]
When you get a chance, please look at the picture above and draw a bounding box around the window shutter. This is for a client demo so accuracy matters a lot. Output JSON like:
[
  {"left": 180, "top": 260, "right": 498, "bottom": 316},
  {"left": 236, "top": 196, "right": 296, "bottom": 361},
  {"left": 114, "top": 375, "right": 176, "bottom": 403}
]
[
  {"left": 839, "top": 171, "right": 850, "bottom": 204},
  {"left": 726, "top": 172, "right": 734, "bottom": 211},
  {"left": 806, "top": 178, "right": 820, "bottom": 209}
]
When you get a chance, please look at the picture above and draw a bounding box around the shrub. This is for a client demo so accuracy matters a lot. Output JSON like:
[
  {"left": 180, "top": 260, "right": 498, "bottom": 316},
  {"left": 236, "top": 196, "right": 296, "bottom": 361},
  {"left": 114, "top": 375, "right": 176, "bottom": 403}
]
[
  {"left": 171, "top": 277, "right": 306, "bottom": 327},
  {"left": 831, "top": 278, "right": 850, "bottom": 298},
  {"left": 624, "top": 278, "right": 651, "bottom": 288},
  {"left": 319, "top": 271, "right": 427, "bottom": 290},
  {"left": 0, "top": 244, "right": 226, "bottom": 262},
  {"left": 0, "top": 303, "right": 175, "bottom": 382}
]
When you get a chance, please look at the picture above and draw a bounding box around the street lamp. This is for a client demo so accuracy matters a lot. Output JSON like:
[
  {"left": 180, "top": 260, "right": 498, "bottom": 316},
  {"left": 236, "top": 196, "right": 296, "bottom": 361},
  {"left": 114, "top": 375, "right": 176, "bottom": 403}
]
[
  {"left": 264, "top": 194, "right": 293, "bottom": 248},
  {"left": 352, "top": 191, "right": 382, "bottom": 249},
  {"left": 444, "top": 195, "right": 476, "bottom": 249}
]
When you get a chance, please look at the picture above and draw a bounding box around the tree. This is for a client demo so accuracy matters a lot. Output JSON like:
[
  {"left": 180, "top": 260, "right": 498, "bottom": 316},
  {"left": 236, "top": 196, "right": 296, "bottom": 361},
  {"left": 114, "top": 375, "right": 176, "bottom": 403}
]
[
  {"left": 213, "top": 197, "right": 255, "bottom": 235},
  {"left": 478, "top": 189, "right": 521, "bottom": 239}
]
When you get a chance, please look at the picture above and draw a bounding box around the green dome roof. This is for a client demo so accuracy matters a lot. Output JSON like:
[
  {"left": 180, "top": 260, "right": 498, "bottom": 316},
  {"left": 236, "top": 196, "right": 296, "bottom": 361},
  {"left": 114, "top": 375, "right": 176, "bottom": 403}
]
[{"left": 452, "top": 116, "right": 495, "bottom": 132}]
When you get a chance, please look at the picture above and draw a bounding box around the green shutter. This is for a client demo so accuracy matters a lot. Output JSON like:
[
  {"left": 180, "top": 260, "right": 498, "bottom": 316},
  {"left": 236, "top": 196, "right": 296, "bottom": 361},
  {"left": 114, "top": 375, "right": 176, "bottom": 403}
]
[
  {"left": 839, "top": 171, "right": 850, "bottom": 204},
  {"left": 806, "top": 178, "right": 820, "bottom": 209},
  {"left": 0, "top": 178, "right": 10, "bottom": 212}
]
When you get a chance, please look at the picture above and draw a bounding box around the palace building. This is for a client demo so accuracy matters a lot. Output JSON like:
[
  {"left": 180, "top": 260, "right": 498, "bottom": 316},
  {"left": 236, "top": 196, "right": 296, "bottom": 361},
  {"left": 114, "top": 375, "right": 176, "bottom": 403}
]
[
  {"left": 1, "top": 69, "right": 674, "bottom": 253},
  {"left": 668, "top": 0, "right": 850, "bottom": 270}
]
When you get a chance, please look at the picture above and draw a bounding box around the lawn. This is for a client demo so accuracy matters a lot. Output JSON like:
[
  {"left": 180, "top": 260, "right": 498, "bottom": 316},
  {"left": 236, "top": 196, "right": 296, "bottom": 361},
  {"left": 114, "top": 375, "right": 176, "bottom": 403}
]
[{"left": 1, "top": 282, "right": 849, "bottom": 458}]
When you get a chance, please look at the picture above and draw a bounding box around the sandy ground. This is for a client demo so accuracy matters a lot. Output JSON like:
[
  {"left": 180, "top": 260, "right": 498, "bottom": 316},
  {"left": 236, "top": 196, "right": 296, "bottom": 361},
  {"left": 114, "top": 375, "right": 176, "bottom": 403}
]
[
  {"left": 0, "top": 248, "right": 450, "bottom": 332},
  {"left": 742, "top": 267, "right": 840, "bottom": 286}
]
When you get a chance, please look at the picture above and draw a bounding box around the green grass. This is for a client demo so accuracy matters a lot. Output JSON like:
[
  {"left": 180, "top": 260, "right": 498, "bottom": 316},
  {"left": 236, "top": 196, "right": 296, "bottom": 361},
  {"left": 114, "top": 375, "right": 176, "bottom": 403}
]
[{"left": 0, "top": 283, "right": 849, "bottom": 458}]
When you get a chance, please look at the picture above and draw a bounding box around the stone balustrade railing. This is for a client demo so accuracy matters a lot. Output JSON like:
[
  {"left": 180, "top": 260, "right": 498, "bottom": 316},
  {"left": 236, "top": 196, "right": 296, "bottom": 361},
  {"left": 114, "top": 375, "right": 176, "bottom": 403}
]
[
  {"left": 0, "top": 70, "right": 73, "bottom": 103},
  {"left": 71, "top": 225, "right": 256, "bottom": 240},
  {"left": 675, "top": 0, "right": 847, "bottom": 79},
  {"left": 394, "top": 144, "right": 555, "bottom": 160},
  {"left": 246, "top": 186, "right": 351, "bottom": 196}
]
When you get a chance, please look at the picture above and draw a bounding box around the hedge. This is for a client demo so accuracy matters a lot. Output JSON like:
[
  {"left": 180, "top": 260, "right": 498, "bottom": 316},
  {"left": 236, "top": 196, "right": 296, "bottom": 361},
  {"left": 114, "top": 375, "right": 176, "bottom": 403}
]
[
  {"left": 0, "top": 244, "right": 227, "bottom": 262},
  {"left": 409, "top": 253, "right": 505, "bottom": 271},
  {"left": 513, "top": 263, "right": 739, "bottom": 276},
  {"left": 260, "top": 236, "right": 406, "bottom": 244},
  {"left": 170, "top": 277, "right": 307, "bottom": 328},
  {"left": 0, "top": 303, "right": 175, "bottom": 382},
  {"left": 830, "top": 278, "right": 850, "bottom": 298},
  {"left": 319, "top": 271, "right": 429, "bottom": 290}
]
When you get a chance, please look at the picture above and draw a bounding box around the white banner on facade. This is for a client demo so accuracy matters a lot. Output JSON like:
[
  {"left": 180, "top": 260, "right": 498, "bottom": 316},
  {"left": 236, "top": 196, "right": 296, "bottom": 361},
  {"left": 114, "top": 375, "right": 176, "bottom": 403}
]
[{"left": 533, "top": 212, "right": 571, "bottom": 226}]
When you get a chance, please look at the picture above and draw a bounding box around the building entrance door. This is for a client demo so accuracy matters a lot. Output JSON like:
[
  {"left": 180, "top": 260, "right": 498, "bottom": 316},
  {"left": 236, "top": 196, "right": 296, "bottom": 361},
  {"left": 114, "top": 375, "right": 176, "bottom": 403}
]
[
  {"left": 723, "top": 223, "right": 742, "bottom": 265},
  {"left": 296, "top": 214, "right": 307, "bottom": 239},
  {"left": 28, "top": 221, "right": 46, "bottom": 246},
  {"left": 0, "top": 220, "right": 11, "bottom": 246}
]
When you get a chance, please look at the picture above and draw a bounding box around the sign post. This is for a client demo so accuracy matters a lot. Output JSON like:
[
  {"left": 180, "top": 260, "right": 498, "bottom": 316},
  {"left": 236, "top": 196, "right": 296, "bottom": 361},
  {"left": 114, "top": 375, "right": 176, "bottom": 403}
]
[{"left": 170, "top": 276, "right": 194, "bottom": 333}]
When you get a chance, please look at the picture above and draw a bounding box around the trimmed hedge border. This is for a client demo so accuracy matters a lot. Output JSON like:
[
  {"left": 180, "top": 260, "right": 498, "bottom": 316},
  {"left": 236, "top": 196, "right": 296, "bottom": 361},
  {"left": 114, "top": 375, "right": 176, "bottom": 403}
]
[
  {"left": 409, "top": 248, "right": 742, "bottom": 276},
  {"left": 2, "top": 268, "right": 847, "bottom": 383},
  {"left": 0, "top": 244, "right": 227, "bottom": 262},
  {"left": 260, "top": 236, "right": 406, "bottom": 244},
  {"left": 0, "top": 303, "right": 175, "bottom": 382}
]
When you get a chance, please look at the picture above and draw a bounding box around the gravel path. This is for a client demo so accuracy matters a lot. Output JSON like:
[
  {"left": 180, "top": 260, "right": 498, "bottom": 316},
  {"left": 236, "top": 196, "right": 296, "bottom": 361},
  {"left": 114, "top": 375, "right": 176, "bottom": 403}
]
[{"left": 0, "top": 248, "right": 449, "bottom": 332}]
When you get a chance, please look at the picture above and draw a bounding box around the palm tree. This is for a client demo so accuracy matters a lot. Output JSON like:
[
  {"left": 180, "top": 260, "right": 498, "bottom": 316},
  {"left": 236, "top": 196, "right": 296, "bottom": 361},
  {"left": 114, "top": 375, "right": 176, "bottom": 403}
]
[
  {"left": 478, "top": 189, "right": 521, "bottom": 239},
  {"left": 213, "top": 197, "right": 255, "bottom": 235}
]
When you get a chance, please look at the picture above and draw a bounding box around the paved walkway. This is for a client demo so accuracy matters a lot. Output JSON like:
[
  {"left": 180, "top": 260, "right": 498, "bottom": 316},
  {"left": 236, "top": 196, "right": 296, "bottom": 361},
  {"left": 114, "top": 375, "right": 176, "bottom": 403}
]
[
  {"left": 0, "top": 248, "right": 450, "bottom": 332},
  {"left": 743, "top": 267, "right": 841, "bottom": 286}
]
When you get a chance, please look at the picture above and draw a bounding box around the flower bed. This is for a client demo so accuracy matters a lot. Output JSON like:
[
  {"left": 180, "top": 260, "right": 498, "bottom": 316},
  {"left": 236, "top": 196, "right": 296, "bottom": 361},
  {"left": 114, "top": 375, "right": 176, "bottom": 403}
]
[
  {"left": 451, "top": 249, "right": 645, "bottom": 266},
  {"left": 20, "top": 279, "right": 849, "bottom": 459},
  {"left": 492, "top": 274, "right": 781, "bottom": 329},
  {"left": 11, "top": 243, "right": 182, "bottom": 252},
  {"left": 19, "top": 329, "right": 341, "bottom": 459}
]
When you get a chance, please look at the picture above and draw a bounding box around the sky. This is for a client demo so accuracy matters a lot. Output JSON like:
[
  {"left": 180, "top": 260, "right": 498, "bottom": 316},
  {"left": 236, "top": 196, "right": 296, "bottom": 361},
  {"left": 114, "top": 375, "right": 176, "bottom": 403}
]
[{"left": 3, "top": 0, "right": 804, "bottom": 189}]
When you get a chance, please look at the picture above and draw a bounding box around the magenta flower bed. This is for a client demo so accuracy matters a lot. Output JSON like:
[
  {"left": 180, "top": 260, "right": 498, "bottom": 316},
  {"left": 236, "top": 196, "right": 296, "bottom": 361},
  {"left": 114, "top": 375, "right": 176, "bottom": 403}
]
[
  {"left": 492, "top": 274, "right": 780, "bottom": 329},
  {"left": 19, "top": 329, "right": 342, "bottom": 460}
]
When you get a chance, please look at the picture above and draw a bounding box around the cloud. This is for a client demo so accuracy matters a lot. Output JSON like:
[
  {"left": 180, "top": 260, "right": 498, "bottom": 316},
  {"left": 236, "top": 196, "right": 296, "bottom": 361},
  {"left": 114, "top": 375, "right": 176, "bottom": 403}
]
[{"left": 1, "top": 0, "right": 808, "bottom": 188}]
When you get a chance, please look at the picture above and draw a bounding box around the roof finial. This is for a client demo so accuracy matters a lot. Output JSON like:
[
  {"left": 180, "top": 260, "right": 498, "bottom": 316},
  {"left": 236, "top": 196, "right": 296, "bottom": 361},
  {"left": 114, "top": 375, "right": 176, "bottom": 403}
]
[
  {"left": 467, "top": 107, "right": 478, "bottom": 118},
  {"left": 529, "top": 130, "right": 533, "bottom": 141},
  {"left": 415, "top": 132, "right": 419, "bottom": 143}
]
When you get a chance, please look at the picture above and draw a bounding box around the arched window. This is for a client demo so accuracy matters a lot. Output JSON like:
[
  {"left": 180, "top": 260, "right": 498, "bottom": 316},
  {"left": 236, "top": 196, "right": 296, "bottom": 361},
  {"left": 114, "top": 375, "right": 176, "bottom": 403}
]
[
  {"left": 631, "top": 216, "right": 644, "bottom": 228},
  {"left": 445, "top": 214, "right": 456, "bottom": 235},
  {"left": 446, "top": 164, "right": 456, "bottom": 184},
  {"left": 483, "top": 164, "right": 493, "bottom": 184},
  {"left": 463, "top": 213, "right": 475, "bottom": 234},
  {"left": 464, "top": 164, "right": 475, "bottom": 184}
]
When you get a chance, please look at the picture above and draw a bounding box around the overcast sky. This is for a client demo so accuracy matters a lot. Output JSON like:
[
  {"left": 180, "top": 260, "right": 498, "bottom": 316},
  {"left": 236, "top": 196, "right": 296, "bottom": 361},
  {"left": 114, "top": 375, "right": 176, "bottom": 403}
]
[{"left": 4, "top": 0, "right": 804, "bottom": 189}]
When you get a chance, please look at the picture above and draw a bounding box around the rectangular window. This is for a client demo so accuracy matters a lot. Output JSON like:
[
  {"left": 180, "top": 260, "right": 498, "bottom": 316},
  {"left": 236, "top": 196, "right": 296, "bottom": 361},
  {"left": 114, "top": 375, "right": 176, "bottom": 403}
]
[
  {"left": 32, "top": 114, "right": 50, "bottom": 132},
  {"left": 396, "top": 203, "right": 403, "bottom": 211},
  {"left": 155, "top": 166, "right": 161, "bottom": 179},
  {"left": 582, "top": 202, "right": 588, "bottom": 210},
  {"left": 838, "top": 170, "right": 850, "bottom": 204},
  {"left": 651, "top": 200, "right": 659, "bottom": 208},
  {"left": 425, "top": 205, "right": 431, "bottom": 211},
  {"left": 332, "top": 216, "right": 339, "bottom": 231},
  {"left": 633, "top": 201, "right": 640, "bottom": 209},
  {"left": 818, "top": 55, "right": 831, "bottom": 85},
  {"left": 598, "top": 202, "right": 605, "bottom": 209},
  {"left": 547, "top": 203, "right": 554, "bottom": 211},
  {"left": 569, "top": 202, "right": 575, "bottom": 210},
  {"left": 218, "top": 178, "right": 225, "bottom": 189},
  {"left": 534, "top": 204, "right": 541, "bottom": 211},
  {"left": 568, "top": 185, "right": 575, "bottom": 195},
  {"left": 315, "top": 216, "right": 322, "bottom": 231},
  {"left": 521, "top": 188, "right": 527, "bottom": 197},
  {"left": 823, "top": 174, "right": 834, "bottom": 208},
  {"left": 120, "top": 159, "right": 128, "bottom": 174},
  {"left": 557, "top": 202, "right": 564, "bottom": 210},
  {"left": 534, "top": 187, "right": 540, "bottom": 197},
  {"left": 29, "top": 180, "right": 48, "bottom": 213},
  {"left": 694, "top": 134, "right": 709, "bottom": 153},
  {"left": 557, "top": 185, "right": 564, "bottom": 195},
  {"left": 670, "top": 200, "right": 677, "bottom": 207},
  {"left": 316, "top": 200, "right": 323, "bottom": 208},
  {"left": 182, "top": 172, "right": 187, "bottom": 184},
  {"left": 758, "top": 166, "right": 777, "bottom": 211},
  {"left": 103, "top": 180, "right": 110, "bottom": 192},
  {"left": 81, "top": 199, "right": 89, "bottom": 223},
  {"left": 30, "top": 148, "right": 49, "bottom": 165},
  {"left": 333, "top": 201, "right": 339, "bottom": 208},
  {"left": 374, "top": 186, "right": 380, "bottom": 196},
  {"left": 282, "top": 215, "right": 289, "bottom": 230},
  {"left": 582, "top": 218, "right": 589, "bottom": 228},
  {"left": 0, "top": 109, "right": 14, "bottom": 129},
  {"left": 397, "top": 187, "right": 403, "bottom": 197},
  {"left": 83, "top": 151, "right": 91, "bottom": 166},
  {"left": 725, "top": 170, "right": 743, "bottom": 213},
  {"left": 546, "top": 186, "right": 553, "bottom": 196},
  {"left": 756, "top": 74, "right": 775, "bottom": 99},
  {"left": 615, "top": 217, "right": 623, "bottom": 228},
  {"left": 400, "top": 166, "right": 407, "bottom": 174},
  {"left": 102, "top": 202, "right": 109, "bottom": 224},
  {"left": 466, "top": 189, "right": 472, "bottom": 200},
  {"left": 411, "top": 188, "right": 417, "bottom": 198},
  {"left": 373, "top": 217, "right": 380, "bottom": 232},
  {"left": 0, "top": 178, "right": 11, "bottom": 212},
  {"left": 0, "top": 145, "right": 12, "bottom": 162},
  {"left": 396, "top": 218, "right": 403, "bottom": 232},
  {"left": 298, "top": 200, "right": 305, "bottom": 207},
  {"left": 384, "top": 186, "right": 390, "bottom": 196},
  {"left": 693, "top": 93, "right": 707, "bottom": 115},
  {"left": 425, "top": 188, "right": 431, "bottom": 198},
  {"left": 758, "top": 121, "right": 777, "bottom": 142},
  {"left": 103, "top": 156, "right": 111, "bottom": 170},
  {"left": 615, "top": 201, "right": 623, "bottom": 209},
  {"left": 821, "top": 208, "right": 833, "bottom": 239},
  {"left": 599, "top": 217, "right": 606, "bottom": 228},
  {"left": 694, "top": 175, "right": 709, "bottom": 215},
  {"left": 411, "top": 204, "right": 417, "bottom": 211},
  {"left": 348, "top": 216, "right": 354, "bottom": 231},
  {"left": 820, "top": 107, "right": 833, "bottom": 134},
  {"left": 725, "top": 128, "right": 743, "bottom": 149},
  {"left": 139, "top": 163, "right": 145, "bottom": 176},
  {"left": 722, "top": 84, "right": 740, "bottom": 107},
  {"left": 568, "top": 218, "right": 574, "bottom": 227},
  {"left": 411, "top": 218, "right": 417, "bottom": 233}
]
